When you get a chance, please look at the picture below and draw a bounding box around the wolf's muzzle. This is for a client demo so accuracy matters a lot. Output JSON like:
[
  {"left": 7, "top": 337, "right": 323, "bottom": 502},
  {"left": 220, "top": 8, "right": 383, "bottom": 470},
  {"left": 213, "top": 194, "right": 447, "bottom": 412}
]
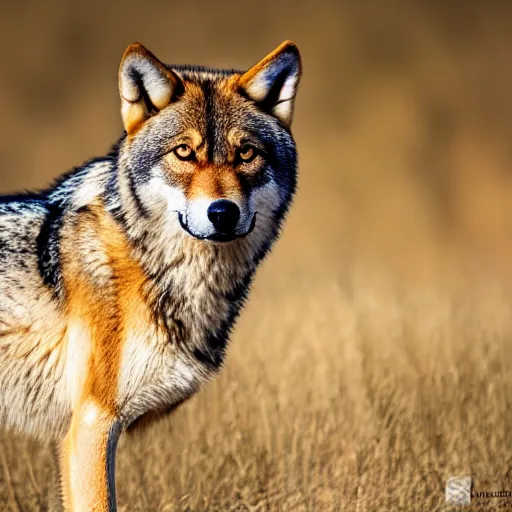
[
  {"left": 178, "top": 211, "right": 256, "bottom": 242},
  {"left": 207, "top": 199, "right": 240, "bottom": 234}
]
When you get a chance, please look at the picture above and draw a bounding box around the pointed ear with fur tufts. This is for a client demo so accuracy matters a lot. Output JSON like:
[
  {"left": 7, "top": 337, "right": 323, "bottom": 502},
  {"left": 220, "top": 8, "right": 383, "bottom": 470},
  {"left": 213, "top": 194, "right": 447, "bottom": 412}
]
[
  {"left": 238, "top": 41, "right": 302, "bottom": 128},
  {"left": 118, "top": 43, "right": 184, "bottom": 134}
]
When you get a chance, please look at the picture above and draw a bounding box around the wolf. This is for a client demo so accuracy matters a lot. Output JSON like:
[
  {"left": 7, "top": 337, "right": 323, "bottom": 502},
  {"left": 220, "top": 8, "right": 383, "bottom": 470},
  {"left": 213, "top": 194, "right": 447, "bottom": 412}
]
[{"left": 0, "top": 40, "right": 301, "bottom": 510}]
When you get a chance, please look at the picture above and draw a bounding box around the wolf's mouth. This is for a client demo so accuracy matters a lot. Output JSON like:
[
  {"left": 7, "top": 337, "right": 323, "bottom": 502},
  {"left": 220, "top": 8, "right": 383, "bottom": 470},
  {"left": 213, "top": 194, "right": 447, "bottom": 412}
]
[{"left": 178, "top": 212, "right": 256, "bottom": 243}]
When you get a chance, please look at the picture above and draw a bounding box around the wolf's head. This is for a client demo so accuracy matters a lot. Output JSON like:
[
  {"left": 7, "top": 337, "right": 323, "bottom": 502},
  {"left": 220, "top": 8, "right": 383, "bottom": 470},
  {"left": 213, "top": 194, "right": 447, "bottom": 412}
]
[{"left": 114, "top": 41, "right": 301, "bottom": 250}]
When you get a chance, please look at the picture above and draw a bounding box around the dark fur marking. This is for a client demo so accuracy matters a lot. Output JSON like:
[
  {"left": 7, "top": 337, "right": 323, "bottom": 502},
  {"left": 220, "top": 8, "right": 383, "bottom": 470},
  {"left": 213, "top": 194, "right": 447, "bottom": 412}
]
[
  {"left": 105, "top": 161, "right": 129, "bottom": 230},
  {"left": 106, "top": 421, "right": 122, "bottom": 511},
  {"left": 202, "top": 80, "right": 217, "bottom": 162},
  {"left": 36, "top": 201, "right": 64, "bottom": 298},
  {"left": 151, "top": 288, "right": 189, "bottom": 348},
  {"left": 193, "top": 271, "right": 254, "bottom": 370},
  {"left": 127, "top": 168, "right": 150, "bottom": 218}
]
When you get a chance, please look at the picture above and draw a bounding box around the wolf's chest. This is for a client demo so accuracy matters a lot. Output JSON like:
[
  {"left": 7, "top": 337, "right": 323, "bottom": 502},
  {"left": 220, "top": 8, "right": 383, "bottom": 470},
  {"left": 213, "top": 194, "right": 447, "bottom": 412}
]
[{"left": 115, "top": 278, "right": 242, "bottom": 422}]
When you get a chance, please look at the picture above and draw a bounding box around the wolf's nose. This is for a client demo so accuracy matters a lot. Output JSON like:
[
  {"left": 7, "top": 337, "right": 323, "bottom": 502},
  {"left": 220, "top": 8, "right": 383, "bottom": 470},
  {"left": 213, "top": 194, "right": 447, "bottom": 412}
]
[{"left": 207, "top": 200, "right": 240, "bottom": 233}]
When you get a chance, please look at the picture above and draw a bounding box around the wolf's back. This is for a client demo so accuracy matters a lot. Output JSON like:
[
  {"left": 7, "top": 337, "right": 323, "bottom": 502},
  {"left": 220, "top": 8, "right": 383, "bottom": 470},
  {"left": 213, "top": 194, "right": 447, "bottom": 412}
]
[
  {"left": 0, "top": 196, "right": 71, "bottom": 437},
  {"left": 0, "top": 197, "right": 49, "bottom": 306}
]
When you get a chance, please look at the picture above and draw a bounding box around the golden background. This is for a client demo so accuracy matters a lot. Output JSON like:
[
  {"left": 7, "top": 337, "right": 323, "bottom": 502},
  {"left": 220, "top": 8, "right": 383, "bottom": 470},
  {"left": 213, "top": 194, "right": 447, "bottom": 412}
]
[{"left": 0, "top": 1, "right": 511, "bottom": 510}]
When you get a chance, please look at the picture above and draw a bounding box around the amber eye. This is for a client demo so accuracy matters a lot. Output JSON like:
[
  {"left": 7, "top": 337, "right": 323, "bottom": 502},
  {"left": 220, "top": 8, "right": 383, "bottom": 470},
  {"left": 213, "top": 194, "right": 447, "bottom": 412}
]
[
  {"left": 174, "top": 144, "right": 195, "bottom": 161},
  {"left": 237, "top": 145, "right": 257, "bottom": 164}
]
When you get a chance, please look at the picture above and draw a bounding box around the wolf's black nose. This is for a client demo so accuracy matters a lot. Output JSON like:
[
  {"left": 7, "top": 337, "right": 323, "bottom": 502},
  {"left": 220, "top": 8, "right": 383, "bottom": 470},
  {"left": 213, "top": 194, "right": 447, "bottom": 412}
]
[{"left": 207, "top": 200, "right": 240, "bottom": 233}]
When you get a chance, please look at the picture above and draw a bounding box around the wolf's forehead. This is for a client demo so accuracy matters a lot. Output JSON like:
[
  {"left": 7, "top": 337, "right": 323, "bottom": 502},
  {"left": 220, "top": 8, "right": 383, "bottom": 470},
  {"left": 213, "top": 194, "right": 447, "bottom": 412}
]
[
  {"left": 169, "top": 74, "right": 255, "bottom": 153},
  {"left": 175, "top": 72, "right": 243, "bottom": 116}
]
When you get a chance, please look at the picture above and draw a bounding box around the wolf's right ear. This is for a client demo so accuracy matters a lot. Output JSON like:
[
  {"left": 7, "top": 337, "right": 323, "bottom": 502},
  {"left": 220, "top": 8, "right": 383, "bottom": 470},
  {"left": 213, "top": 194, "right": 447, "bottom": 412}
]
[{"left": 118, "top": 43, "right": 183, "bottom": 134}]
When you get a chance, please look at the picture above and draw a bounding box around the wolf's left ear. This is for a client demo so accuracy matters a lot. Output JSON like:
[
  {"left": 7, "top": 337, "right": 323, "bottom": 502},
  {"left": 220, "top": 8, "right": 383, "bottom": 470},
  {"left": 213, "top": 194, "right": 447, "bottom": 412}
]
[
  {"left": 238, "top": 41, "right": 302, "bottom": 128},
  {"left": 119, "top": 43, "right": 184, "bottom": 134}
]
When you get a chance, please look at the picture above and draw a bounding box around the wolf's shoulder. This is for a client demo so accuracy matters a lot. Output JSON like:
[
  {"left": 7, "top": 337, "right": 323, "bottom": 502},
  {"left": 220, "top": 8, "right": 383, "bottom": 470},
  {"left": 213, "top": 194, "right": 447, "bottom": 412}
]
[{"left": 0, "top": 154, "right": 115, "bottom": 256}]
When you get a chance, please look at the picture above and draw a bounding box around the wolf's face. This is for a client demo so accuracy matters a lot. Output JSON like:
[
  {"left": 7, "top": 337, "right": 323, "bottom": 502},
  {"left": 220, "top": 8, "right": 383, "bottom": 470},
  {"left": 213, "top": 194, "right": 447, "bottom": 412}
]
[{"left": 116, "top": 42, "right": 301, "bottom": 245}]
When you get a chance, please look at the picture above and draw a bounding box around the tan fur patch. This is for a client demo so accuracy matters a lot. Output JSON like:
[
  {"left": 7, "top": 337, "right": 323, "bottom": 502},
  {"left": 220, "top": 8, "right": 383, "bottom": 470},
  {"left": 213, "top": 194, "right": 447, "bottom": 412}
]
[
  {"left": 61, "top": 201, "right": 151, "bottom": 415},
  {"left": 187, "top": 165, "right": 243, "bottom": 201},
  {"left": 61, "top": 399, "right": 116, "bottom": 511}
]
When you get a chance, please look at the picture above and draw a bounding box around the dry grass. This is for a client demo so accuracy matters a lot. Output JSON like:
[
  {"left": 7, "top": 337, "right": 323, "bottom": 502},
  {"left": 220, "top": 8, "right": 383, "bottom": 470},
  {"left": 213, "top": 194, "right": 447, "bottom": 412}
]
[{"left": 0, "top": 2, "right": 512, "bottom": 511}]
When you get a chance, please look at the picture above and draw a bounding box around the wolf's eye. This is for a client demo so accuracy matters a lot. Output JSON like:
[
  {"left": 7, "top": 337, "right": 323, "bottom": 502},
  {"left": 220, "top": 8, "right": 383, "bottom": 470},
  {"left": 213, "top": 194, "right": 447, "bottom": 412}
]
[
  {"left": 236, "top": 145, "right": 257, "bottom": 164},
  {"left": 174, "top": 144, "right": 195, "bottom": 161}
]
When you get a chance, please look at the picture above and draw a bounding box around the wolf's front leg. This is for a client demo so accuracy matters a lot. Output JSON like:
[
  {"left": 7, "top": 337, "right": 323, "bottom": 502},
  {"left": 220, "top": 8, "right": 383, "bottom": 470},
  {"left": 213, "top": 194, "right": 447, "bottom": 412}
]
[{"left": 60, "top": 401, "right": 122, "bottom": 511}]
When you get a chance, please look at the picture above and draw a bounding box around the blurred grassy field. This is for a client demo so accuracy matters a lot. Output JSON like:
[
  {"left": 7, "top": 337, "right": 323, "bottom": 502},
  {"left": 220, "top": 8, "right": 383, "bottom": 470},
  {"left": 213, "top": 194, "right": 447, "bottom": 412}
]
[{"left": 0, "top": 1, "right": 512, "bottom": 510}]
